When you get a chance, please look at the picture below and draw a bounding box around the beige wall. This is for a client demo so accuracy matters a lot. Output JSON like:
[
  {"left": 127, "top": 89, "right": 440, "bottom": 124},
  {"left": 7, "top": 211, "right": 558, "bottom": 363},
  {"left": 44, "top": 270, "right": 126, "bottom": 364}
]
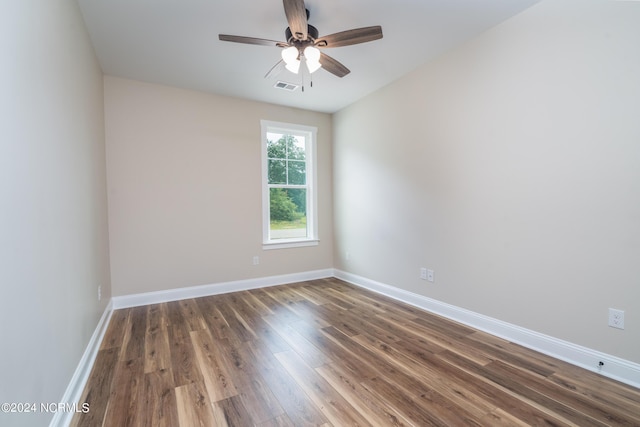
[
  {"left": 0, "top": 1, "right": 111, "bottom": 425},
  {"left": 105, "top": 77, "right": 333, "bottom": 296},
  {"left": 333, "top": 0, "right": 640, "bottom": 363}
]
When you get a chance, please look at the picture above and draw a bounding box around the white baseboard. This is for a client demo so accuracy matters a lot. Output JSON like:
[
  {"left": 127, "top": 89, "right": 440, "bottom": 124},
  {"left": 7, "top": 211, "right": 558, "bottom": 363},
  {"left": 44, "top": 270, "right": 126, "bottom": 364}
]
[
  {"left": 50, "top": 300, "right": 114, "bottom": 427},
  {"left": 112, "top": 268, "right": 335, "bottom": 309},
  {"left": 334, "top": 269, "right": 640, "bottom": 390}
]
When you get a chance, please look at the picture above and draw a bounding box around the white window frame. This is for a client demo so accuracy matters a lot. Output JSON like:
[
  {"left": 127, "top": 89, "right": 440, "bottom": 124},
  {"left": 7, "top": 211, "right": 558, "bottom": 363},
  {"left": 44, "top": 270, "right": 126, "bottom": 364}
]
[{"left": 261, "top": 120, "right": 318, "bottom": 250}]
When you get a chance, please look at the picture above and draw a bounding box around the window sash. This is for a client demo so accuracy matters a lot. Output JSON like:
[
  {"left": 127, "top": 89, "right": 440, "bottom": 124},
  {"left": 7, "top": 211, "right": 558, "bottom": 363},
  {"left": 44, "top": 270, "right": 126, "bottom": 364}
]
[{"left": 261, "top": 120, "right": 318, "bottom": 249}]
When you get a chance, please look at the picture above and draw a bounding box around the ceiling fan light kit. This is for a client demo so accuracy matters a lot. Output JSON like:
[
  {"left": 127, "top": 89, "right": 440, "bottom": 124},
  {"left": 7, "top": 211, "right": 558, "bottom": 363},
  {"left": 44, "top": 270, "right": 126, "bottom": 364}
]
[{"left": 219, "top": 0, "right": 383, "bottom": 82}]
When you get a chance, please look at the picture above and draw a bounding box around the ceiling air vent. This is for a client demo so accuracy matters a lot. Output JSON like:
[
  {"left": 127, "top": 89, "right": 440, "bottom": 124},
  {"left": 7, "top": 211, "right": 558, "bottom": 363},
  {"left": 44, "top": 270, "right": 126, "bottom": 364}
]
[{"left": 274, "top": 81, "right": 298, "bottom": 91}]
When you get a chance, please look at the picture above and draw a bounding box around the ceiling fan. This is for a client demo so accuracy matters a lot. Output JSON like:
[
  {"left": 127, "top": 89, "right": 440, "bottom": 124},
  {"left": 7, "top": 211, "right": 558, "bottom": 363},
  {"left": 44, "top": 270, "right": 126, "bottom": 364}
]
[{"left": 219, "top": 0, "right": 383, "bottom": 79}]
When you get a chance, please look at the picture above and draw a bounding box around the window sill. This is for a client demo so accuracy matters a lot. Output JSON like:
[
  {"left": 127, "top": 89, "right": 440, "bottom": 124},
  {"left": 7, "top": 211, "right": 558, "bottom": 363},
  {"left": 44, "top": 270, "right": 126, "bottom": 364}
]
[{"left": 262, "top": 239, "right": 319, "bottom": 250}]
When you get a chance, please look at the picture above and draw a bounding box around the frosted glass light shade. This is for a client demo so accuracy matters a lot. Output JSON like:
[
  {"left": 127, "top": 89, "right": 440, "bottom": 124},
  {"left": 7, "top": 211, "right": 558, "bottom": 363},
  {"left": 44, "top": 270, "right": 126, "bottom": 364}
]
[
  {"left": 281, "top": 46, "right": 298, "bottom": 63},
  {"left": 304, "top": 46, "right": 320, "bottom": 62},
  {"left": 306, "top": 59, "right": 321, "bottom": 73},
  {"left": 304, "top": 46, "right": 321, "bottom": 73},
  {"left": 285, "top": 60, "right": 300, "bottom": 74},
  {"left": 282, "top": 46, "right": 301, "bottom": 74}
]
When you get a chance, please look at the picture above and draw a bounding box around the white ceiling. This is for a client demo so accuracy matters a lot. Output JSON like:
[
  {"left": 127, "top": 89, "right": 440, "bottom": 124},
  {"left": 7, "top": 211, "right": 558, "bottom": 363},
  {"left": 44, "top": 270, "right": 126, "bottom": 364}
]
[{"left": 77, "top": 0, "right": 540, "bottom": 113}]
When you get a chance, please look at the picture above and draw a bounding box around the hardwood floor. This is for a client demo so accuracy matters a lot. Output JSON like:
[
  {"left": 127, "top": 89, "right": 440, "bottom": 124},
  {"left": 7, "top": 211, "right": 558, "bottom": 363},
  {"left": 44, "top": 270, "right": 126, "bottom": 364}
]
[{"left": 72, "top": 278, "right": 640, "bottom": 426}]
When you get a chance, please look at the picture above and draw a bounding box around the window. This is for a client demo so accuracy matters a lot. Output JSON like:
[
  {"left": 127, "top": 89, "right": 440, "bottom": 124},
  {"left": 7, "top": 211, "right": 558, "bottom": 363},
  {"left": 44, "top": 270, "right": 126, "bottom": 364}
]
[{"left": 261, "top": 120, "right": 318, "bottom": 249}]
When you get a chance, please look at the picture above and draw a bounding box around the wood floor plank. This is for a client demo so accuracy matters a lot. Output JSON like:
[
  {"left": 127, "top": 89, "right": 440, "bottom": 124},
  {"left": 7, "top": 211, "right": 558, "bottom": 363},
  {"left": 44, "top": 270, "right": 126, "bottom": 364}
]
[
  {"left": 484, "top": 359, "right": 626, "bottom": 426},
  {"left": 303, "top": 301, "right": 361, "bottom": 337},
  {"left": 274, "top": 349, "right": 372, "bottom": 426},
  {"left": 70, "top": 347, "right": 119, "bottom": 427},
  {"left": 302, "top": 284, "right": 356, "bottom": 310},
  {"left": 100, "top": 309, "right": 129, "bottom": 350},
  {"left": 290, "top": 283, "right": 332, "bottom": 305},
  {"left": 321, "top": 325, "right": 410, "bottom": 380},
  {"left": 190, "top": 330, "right": 239, "bottom": 402},
  {"left": 227, "top": 294, "right": 291, "bottom": 354},
  {"left": 175, "top": 381, "right": 215, "bottom": 426},
  {"left": 140, "top": 368, "right": 179, "bottom": 427},
  {"left": 165, "top": 301, "right": 193, "bottom": 344},
  {"left": 215, "top": 294, "right": 260, "bottom": 343},
  {"left": 196, "top": 298, "right": 234, "bottom": 342},
  {"left": 290, "top": 323, "right": 379, "bottom": 380},
  {"left": 352, "top": 332, "right": 496, "bottom": 422},
  {"left": 351, "top": 332, "right": 494, "bottom": 426},
  {"left": 176, "top": 298, "right": 207, "bottom": 333},
  {"left": 315, "top": 362, "right": 416, "bottom": 427},
  {"left": 211, "top": 395, "right": 254, "bottom": 427},
  {"left": 366, "top": 310, "right": 449, "bottom": 354},
  {"left": 72, "top": 278, "right": 640, "bottom": 427},
  {"left": 234, "top": 371, "right": 287, "bottom": 424},
  {"left": 461, "top": 331, "right": 558, "bottom": 377},
  {"left": 313, "top": 285, "right": 388, "bottom": 315},
  {"left": 239, "top": 290, "right": 276, "bottom": 317},
  {"left": 169, "top": 337, "right": 204, "bottom": 387},
  {"left": 263, "top": 313, "right": 331, "bottom": 368},
  {"left": 360, "top": 375, "right": 451, "bottom": 427},
  {"left": 479, "top": 408, "right": 532, "bottom": 427},
  {"left": 103, "top": 357, "right": 145, "bottom": 426},
  {"left": 323, "top": 302, "right": 405, "bottom": 343},
  {"left": 255, "top": 413, "right": 297, "bottom": 427},
  {"left": 122, "top": 306, "right": 147, "bottom": 361},
  {"left": 466, "top": 329, "right": 561, "bottom": 371},
  {"left": 380, "top": 311, "right": 494, "bottom": 366},
  {"left": 435, "top": 349, "right": 575, "bottom": 426},
  {"left": 284, "top": 299, "right": 332, "bottom": 329},
  {"left": 144, "top": 303, "right": 171, "bottom": 374},
  {"left": 263, "top": 285, "right": 306, "bottom": 305},
  {"left": 251, "top": 288, "right": 304, "bottom": 324},
  {"left": 346, "top": 287, "right": 427, "bottom": 320},
  {"left": 217, "top": 339, "right": 287, "bottom": 424},
  {"left": 548, "top": 372, "right": 640, "bottom": 424},
  {"left": 244, "top": 340, "right": 328, "bottom": 426}
]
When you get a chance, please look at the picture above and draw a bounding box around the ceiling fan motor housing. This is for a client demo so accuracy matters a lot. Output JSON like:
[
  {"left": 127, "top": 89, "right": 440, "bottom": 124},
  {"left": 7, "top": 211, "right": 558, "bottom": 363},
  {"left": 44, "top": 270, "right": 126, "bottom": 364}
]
[{"left": 286, "top": 25, "right": 319, "bottom": 44}]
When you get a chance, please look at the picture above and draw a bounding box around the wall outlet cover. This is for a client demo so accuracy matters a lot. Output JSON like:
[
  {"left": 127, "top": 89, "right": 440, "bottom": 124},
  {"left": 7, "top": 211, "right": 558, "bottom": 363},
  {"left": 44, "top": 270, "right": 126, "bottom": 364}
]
[{"left": 608, "top": 308, "right": 625, "bottom": 330}]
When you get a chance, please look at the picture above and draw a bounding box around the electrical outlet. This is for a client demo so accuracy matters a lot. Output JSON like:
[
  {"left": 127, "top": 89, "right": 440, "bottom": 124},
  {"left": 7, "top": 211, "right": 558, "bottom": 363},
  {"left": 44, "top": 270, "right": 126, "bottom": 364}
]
[
  {"left": 98, "top": 285, "right": 102, "bottom": 301},
  {"left": 608, "top": 308, "right": 624, "bottom": 329},
  {"left": 427, "top": 269, "right": 434, "bottom": 282},
  {"left": 346, "top": 251, "right": 351, "bottom": 261},
  {"left": 252, "top": 256, "right": 260, "bottom": 265},
  {"left": 420, "top": 267, "right": 428, "bottom": 280}
]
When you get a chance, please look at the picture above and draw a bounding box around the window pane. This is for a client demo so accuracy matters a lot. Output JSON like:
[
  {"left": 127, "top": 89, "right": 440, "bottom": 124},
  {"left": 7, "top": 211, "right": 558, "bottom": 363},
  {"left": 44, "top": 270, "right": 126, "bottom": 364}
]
[
  {"left": 288, "top": 136, "right": 306, "bottom": 161},
  {"left": 268, "top": 159, "right": 286, "bottom": 184},
  {"left": 287, "top": 160, "right": 306, "bottom": 185},
  {"left": 267, "top": 134, "right": 286, "bottom": 158},
  {"left": 286, "top": 188, "right": 306, "bottom": 216},
  {"left": 269, "top": 188, "right": 307, "bottom": 239},
  {"left": 268, "top": 134, "right": 306, "bottom": 160}
]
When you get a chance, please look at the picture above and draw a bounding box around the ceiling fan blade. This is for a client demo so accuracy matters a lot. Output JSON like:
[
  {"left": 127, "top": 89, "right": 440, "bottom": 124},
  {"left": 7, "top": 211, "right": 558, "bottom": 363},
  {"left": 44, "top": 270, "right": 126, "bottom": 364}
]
[
  {"left": 319, "top": 52, "right": 350, "bottom": 78},
  {"left": 282, "top": 0, "right": 308, "bottom": 40},
  {"left": 315, "top": 26, "right": 383, "bottom": 48},
  {"left": 264, "top": 60, "right": 285, "bottom": 79},
  {"left": 219, "top": 34, "right": 287, "bottom": 47}
]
